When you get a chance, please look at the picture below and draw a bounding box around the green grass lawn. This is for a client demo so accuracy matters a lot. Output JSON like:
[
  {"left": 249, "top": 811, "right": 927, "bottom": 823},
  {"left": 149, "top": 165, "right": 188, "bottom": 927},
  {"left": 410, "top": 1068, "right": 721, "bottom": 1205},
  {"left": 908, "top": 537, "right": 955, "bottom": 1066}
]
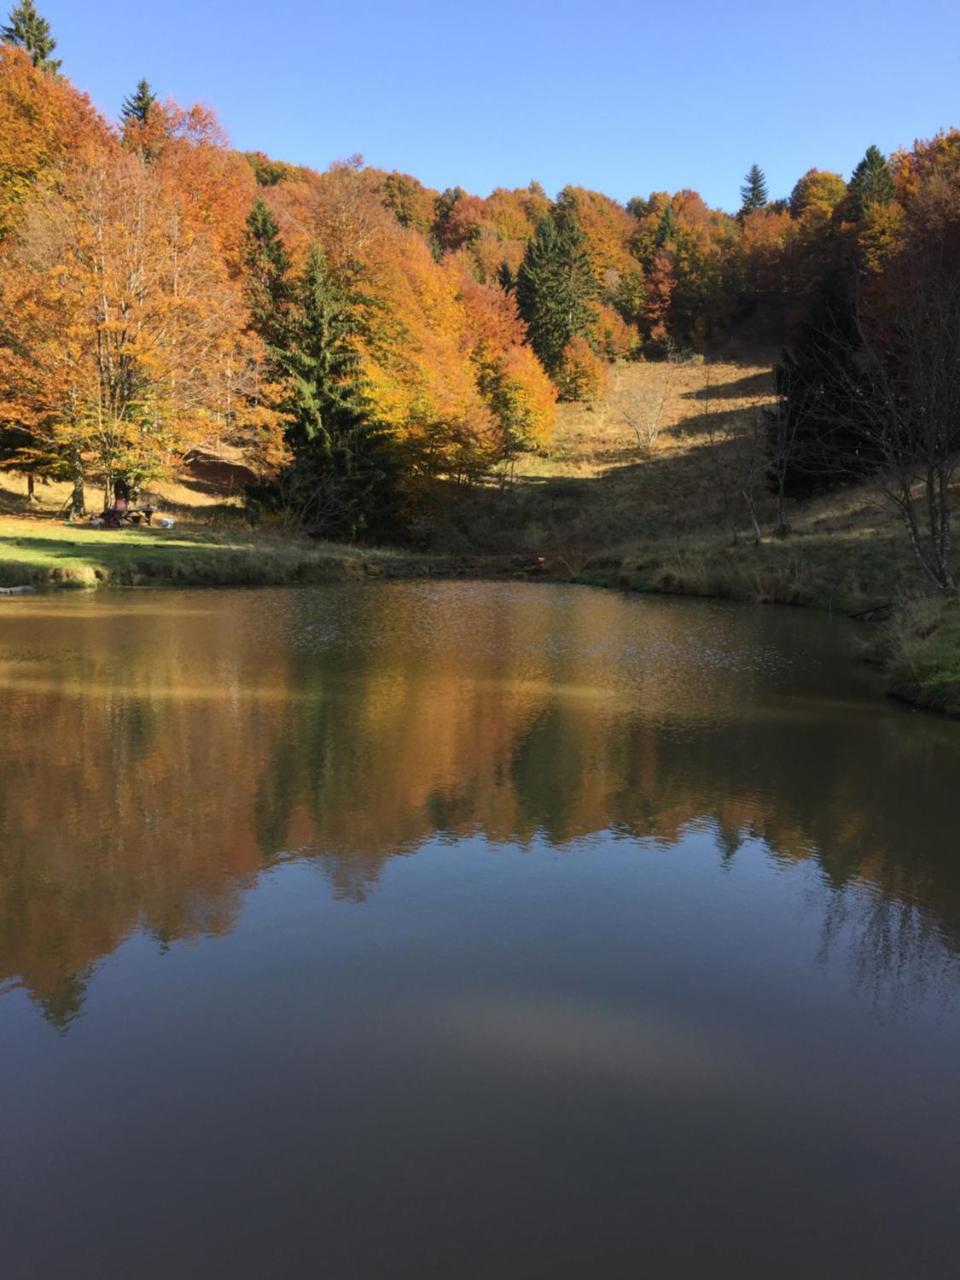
[{"left": 0, "top": 519, "right": 402, "bottom": 589}]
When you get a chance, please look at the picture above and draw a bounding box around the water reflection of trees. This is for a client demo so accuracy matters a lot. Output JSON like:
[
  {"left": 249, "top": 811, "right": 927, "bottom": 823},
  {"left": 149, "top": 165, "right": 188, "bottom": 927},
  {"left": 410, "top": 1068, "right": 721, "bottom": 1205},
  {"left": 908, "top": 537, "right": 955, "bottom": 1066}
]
[
  {"left": 817, "top": 880, "right": 959, "bottom": 1015},
  {"left": 1, "top": 585, "right": 958, "bottom": 1028}
]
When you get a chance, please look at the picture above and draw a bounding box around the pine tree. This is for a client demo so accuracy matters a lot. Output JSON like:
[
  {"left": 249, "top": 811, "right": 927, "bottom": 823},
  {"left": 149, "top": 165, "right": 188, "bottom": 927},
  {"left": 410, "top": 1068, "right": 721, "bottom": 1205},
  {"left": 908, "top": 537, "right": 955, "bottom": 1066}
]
[
  {"left": 654, "top": 204, "right": 677, "bottom": 248},
  {"left": 612, "top": 269, "right": 646, "bottom": 328},
  {"left": 772, "top": 269, "right": 879, "bottom": 497},
  {"left": 516, "top": 195, "right": 598, "bottom": 375},
  {"left": 280, "top": 247, "right": 367, "bottom": 453},
  {"left": 846, "top": 146, "right": 896, "bottom": 218},
  {"left": 243, "top": 197, "right": 294, "bottom": 376},
  {"left": 1, "top": 0, "right": 59, "bottom": 72},
  {"left": 739, "top": 164, "right": 768, "bottom": 215},
  {"left": 121, "top": 78, "right": 157, "bottom": 124},
  {"left": 278, "top": 247, "right": 399, "bottom": 540}
]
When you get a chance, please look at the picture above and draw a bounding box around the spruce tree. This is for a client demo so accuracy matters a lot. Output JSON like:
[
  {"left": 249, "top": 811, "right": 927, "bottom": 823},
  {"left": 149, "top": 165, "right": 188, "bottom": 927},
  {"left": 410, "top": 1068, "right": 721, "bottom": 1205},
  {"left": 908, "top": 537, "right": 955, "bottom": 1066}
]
[
  {"left": 772, "top": 269, "right": 879, "bottom": 496},
  {"left": 280, "top": 247, "right": 367, "bottom": 454},
  {"left": 613, "top": 269, "right": 646, "bottom": 328},
  {"left": 739, "top": 164, "right": 768, "bottom": 215},
  {"left": 121, "top": 78, "right": 157, "bottom": 124},
  {"left": 1, "top": 0, "right": 59, "bottom": 72},
  {"left": 846, "top": 145, "right": 895, "bottom": 218},
  {"left": 516, "top": 194, "right": 598, "bottom": 375},
  {"left": 278, "top": 247, "right": 399, "bottom": 540},
  {"left": 654, "top": 204, "right": 677, "bottom": 248},
  {"left": 243, "top": 197, "right": 294, "bottom": 376}
]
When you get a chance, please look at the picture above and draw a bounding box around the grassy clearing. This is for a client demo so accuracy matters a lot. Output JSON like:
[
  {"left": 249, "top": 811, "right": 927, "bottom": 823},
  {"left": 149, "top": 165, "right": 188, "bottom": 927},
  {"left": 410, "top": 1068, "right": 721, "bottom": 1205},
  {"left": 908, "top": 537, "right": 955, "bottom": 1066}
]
[{"left": 0, "top": 518, "right": 408, "bottom": 590}]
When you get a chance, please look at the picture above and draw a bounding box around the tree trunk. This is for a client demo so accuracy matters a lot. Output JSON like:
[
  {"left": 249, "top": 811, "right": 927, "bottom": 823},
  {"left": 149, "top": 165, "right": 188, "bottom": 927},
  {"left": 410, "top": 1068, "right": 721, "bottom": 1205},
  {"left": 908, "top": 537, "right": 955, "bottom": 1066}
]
[
  {"left": 69, "top": 453, "right": 86, "bottom": 519},
  {"left": 899, "top": 498, "right": 943, "bottom": 593},
  {"left": 742, "top": 490, "right": 763, "bottom": 546},
  {"left": 775, "top": 473, "right": 790, "bottom": 537},
  {"left": 26, "top": 472, "right": 35, "bottom": 502}
]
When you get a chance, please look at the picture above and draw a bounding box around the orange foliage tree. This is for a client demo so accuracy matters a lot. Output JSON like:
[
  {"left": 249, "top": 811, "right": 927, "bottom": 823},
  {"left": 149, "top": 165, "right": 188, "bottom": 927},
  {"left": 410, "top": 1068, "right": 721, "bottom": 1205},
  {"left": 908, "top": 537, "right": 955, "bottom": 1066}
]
[{"left": 0, "top": 139, "right": 262, "bottom": 508}]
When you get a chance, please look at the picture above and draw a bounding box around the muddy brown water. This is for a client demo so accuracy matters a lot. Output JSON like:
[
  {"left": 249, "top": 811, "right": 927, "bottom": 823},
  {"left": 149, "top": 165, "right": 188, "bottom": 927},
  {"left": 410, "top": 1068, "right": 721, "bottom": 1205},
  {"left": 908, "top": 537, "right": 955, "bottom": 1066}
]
[{"left": 1, "top": 582, "right": 959, "bottom": 1279}]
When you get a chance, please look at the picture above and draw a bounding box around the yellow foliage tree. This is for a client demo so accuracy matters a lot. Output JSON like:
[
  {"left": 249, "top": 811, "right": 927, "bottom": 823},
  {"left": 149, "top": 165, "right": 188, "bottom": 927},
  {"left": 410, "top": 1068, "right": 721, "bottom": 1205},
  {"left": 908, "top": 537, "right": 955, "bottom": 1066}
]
[{"left": 0, "top": 143, "right": 260, "bottom": 509}]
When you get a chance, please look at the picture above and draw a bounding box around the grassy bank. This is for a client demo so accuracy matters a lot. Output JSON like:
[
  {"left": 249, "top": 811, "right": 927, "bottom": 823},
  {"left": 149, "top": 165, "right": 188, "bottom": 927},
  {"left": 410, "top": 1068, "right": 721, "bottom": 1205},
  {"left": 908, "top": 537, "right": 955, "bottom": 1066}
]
[
  {"left": 0, "top": 510, "right": 903, "bottom": 613},
  {"left": 0, "top": 519, "right": 414, "bottom": 589},
  {"left": 563, "top": 532, "right": 900, "bottom": 613},
  {"left": 882, "top": 597, "right": 960, "bottom": 717}
]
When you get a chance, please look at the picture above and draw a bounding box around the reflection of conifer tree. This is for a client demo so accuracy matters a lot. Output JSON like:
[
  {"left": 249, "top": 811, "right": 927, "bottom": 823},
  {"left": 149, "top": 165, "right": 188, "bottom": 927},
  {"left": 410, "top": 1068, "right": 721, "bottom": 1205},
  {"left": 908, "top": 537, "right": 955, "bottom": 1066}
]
[
  {"left": 37, "top": 968, "right": 91, "bottom": 1032},
  {"left": 509, "top": 706, "right": 581, "bottom": 841},
  {"left": 714, "top": 822, "right": 744, "bottom": 863}
]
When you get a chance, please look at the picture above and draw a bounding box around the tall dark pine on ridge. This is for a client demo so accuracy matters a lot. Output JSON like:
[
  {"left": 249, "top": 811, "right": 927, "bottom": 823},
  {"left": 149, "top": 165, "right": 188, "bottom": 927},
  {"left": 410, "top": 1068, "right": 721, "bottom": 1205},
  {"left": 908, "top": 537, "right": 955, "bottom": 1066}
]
[
  {"left": 121, "top": 78, "right": 157, "bottom": 124},
  {"left": 739, "top": 164, "right": 769, "bottom": 215},
  {"left": 847, "top": 145, "right": 896, "bottom": 218},
  {"left": 1, "top": 0, "right": 59, "bottom": 72}
]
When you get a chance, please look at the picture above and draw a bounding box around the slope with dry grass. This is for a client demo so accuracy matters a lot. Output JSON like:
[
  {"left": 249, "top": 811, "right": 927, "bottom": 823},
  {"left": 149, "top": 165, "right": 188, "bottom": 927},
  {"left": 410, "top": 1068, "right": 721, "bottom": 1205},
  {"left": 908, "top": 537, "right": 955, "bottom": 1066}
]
[{"left": 431, "top": 353, "right": 918, "bottom": 616}]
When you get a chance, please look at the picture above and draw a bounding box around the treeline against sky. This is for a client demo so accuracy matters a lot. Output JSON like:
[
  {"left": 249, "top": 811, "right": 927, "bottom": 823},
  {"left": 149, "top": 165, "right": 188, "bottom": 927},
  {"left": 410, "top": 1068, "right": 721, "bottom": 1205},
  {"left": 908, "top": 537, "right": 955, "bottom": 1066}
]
[{"left": 1, "top": 2, "right": 959, "bottom": 548}]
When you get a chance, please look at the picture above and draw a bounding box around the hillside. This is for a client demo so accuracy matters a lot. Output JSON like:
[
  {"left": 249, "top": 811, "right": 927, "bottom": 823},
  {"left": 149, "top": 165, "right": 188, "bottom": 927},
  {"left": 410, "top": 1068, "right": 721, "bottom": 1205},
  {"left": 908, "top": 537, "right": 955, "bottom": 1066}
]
[{"left": 0, "top": 351, "right": 916, "bottom": 611}]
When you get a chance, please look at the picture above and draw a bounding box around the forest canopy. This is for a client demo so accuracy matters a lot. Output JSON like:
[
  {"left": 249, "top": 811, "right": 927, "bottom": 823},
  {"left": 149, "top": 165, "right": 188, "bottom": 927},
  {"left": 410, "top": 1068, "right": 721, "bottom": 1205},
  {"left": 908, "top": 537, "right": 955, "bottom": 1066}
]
[{"left": 1, "top": 3, "right": 959, "bottom": 556}]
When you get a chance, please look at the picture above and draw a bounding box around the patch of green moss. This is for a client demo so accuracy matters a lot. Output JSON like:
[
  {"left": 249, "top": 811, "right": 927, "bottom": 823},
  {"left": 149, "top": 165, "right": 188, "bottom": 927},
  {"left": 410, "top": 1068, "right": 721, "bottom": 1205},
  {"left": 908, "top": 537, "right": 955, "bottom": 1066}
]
[{"left": 889, "top": 599, "right": 960, "bottom": 716}]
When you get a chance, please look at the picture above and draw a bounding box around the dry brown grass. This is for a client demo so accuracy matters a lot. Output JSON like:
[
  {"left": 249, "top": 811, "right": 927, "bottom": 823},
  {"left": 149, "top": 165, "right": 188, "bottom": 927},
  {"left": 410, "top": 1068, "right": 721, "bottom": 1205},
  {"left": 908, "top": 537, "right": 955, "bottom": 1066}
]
[
  {"left": 424, "top": 352, "right": 921, "bottom": 613},
  {"left": 525, "top": 355, "right": 900, "bottom": 544},
  {"left": 522, "top": 357, "right": 774, "bottom": 482}
]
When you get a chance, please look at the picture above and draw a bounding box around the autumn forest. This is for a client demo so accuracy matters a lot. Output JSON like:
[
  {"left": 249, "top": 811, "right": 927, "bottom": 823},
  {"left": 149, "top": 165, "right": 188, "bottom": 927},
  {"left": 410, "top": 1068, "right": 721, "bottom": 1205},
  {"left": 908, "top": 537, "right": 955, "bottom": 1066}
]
[
  {"left": 4, "top": 9, "right": 960, "bottom": 1271},
  {"left": 1, "top": 0, "right": 958, "bottom": 587}
]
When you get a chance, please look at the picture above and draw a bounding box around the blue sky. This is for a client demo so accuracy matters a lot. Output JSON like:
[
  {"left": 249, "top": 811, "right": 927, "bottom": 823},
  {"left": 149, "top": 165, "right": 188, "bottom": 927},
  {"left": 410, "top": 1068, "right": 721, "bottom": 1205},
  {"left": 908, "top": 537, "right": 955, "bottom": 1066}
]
[{"left": 41, "top": 0, "right": 960, "bottom": 211}]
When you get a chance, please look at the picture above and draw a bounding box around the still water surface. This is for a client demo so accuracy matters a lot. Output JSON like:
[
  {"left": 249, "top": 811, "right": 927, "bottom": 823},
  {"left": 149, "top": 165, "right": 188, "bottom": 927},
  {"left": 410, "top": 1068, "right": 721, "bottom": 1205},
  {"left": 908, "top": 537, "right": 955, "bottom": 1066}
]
[{"left": 1, "top": 583, "right": 959, "bottom": 1278}]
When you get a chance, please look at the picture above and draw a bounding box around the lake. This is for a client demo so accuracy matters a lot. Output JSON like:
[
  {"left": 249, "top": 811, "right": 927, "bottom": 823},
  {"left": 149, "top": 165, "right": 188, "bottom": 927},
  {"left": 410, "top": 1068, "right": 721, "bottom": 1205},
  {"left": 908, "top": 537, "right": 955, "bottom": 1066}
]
[{"left": 1, "top": 582, "right": 959, "bottom": 1278}]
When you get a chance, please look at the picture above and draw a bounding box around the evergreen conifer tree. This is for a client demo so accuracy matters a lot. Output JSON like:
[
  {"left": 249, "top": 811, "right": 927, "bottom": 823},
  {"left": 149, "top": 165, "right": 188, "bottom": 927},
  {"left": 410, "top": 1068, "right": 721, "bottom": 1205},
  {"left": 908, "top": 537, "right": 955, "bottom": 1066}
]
[
  {"left": 846, "top": 145, "right": 896, "bottom": 218},
  {"left": 2, "top": 0, "right": 59, "bottom": 72},
  {"left": 278, "top": 247, "right": 399, "bottom": 540},
  {"left": 281, "top": 247, "right": 367, "bottom": 455},
  {"left": 654, "top": 204, "right": 677, "bottom": 248},
  {"left": 772, "top": 269, "right": 879, "bottom": 496},
  {"left": 516, "top": 195, "right": 598, "bottom": 375},
  {"left": 243, "top": 197, "right": 294, "bottom": 376},
  {"left": 121, "top": 78, "right": 157, "bottom": 124},
  {"left": 739, "top": 165, "right": 768, "bottom": 215}
]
